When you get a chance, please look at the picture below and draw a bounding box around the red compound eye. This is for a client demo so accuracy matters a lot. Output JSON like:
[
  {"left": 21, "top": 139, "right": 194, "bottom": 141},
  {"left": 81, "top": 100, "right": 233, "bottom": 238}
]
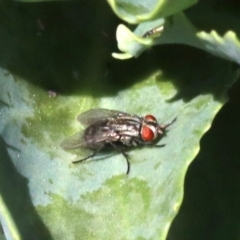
[
  {"left": 145, "top": 115, "right": 156, "bottom": 122},
  {"left": 141, "top": 126, "right": 154, "bottom": 141}
]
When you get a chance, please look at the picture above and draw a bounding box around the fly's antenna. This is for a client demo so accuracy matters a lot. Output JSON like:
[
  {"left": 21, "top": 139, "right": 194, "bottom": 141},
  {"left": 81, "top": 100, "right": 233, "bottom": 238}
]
[{"left": 159, "top": 117, "right": 177, "bottom": 131}]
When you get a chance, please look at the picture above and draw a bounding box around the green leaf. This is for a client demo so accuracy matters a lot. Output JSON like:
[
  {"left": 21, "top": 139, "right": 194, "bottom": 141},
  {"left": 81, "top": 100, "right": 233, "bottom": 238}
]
[
  {"left": 0, "top": 1, "right": 238, "bottom": 240},
  {"left": 1, "top": 55, "right": 238, "bottom": 240},
  {"left": 107, "top": 0, "right": 197, "bottom": 24},
  {"left": 113, "top": 13, "right": 201, "bottom": 59},
  {"left": 197, "top": 31, "right": 240, "bottom": 65},
  {"left": 113, "top": 13, "right": 240, "bottom": 65},
  {"left": 111, "top": 0, "right": 240, "bottom": 65},
  {"left": 169, "top": 100, "right": 240, "bottom": 240}
]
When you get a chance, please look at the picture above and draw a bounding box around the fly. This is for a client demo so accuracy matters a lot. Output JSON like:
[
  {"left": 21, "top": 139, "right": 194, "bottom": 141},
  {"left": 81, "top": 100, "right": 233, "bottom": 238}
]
[
  {"left": 61, "top": 108, "right": 176, "bottom": 174},
  {"left": 142, "top": 25, "right": 164, "bottom": 38}
]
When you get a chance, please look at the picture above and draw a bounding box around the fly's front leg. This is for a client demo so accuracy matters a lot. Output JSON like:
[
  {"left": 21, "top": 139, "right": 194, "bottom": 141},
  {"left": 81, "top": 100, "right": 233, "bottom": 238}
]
[
  {"left": 148, "top": 143, "right": 166, "bottom": 148},
  {"left": 135, "top": 138, "right": 166, "bottom": 148},
  {"left": 109, "top": 142, "right": 130, "bottom": 175}
]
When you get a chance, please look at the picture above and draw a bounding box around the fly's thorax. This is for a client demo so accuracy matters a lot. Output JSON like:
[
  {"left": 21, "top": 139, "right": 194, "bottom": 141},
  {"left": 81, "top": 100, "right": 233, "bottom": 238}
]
[
  {"left": 106, "top": 119, "right": 142, "bottom": 147},
  {"left": 140, "top": 115, "right": 161, "bottom": 142},
  {"left": 107, "top": 119, "right": 141, "bottom": 137}
]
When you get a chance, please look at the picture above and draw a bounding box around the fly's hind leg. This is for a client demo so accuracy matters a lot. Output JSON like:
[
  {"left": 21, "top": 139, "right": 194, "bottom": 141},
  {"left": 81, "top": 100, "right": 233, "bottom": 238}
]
[
  {"left": 109, "top": 142, "right": 130, "bottom": 175},
  {"left": 72, "top": 147, "right": 102, "bottom": 164}
]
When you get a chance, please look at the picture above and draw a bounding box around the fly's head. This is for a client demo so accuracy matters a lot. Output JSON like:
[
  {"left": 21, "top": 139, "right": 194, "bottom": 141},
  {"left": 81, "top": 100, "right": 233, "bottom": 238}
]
[{"left": 141, "top": 115, "right": 175, "bottom": 142}]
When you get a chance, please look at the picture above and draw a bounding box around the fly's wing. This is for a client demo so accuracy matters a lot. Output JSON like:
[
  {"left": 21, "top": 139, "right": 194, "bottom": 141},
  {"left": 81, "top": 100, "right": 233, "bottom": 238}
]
[
  {"left": 61, "top": 128, "right": 113, "bottom": 150},
  {"left": 77, "top": 108, "right": 131, "bottom": 126},
  {"left": 60, "top": 131, "right": 86, "bottom": 150}
]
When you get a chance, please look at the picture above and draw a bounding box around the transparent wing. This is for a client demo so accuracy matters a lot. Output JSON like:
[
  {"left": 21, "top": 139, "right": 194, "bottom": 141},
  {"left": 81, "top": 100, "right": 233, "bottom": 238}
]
[
  {"left": 77, "top": 108, "right": 130, "bottom": 126},
  {"left": 60, "top": 129, "right": 112, "bottom": 150},
  {"left": 60, "top": 131, "right": 86, "bottom": 150}
]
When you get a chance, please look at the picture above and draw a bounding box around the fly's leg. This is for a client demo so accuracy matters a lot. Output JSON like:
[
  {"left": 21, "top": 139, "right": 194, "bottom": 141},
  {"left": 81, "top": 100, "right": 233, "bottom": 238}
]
[
  {"left": 122, "top": 151, "right": 130, "bottom": 175},
  {"left": 109, "top": 142, "right": 130, "bottom": 175},
  {"left": 146, "top": 117, "right": 177, "bottom": 147},
  {"left": 148, "top": 144, "right": 166, "bottom": 148},
  {"left": 138, "top": 140, "right": 166, "bottom": 148},
  {"left": 72, "top": 147, "right": 102, "bottom": 164}
]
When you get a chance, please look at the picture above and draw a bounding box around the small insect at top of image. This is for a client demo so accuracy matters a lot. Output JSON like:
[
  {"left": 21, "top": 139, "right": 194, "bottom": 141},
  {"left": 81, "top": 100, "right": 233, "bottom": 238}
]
[
  {"left": 142, "top": 25, "right": 164, "bottom": 38},
  {"left": 61, "top": 108, "right": 176, "bottom": 174}
]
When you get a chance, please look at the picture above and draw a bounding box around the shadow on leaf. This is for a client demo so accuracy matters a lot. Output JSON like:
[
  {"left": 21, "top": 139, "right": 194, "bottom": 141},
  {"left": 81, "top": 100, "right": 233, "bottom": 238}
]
[{"left": 0, "top": 136, "right": 53, "bottom": 239}]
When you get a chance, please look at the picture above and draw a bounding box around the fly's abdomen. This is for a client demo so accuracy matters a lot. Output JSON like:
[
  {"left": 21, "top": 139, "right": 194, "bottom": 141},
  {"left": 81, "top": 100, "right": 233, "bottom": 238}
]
[{"left": 83, "top": 120, "right": 121, "bottom": 149}]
